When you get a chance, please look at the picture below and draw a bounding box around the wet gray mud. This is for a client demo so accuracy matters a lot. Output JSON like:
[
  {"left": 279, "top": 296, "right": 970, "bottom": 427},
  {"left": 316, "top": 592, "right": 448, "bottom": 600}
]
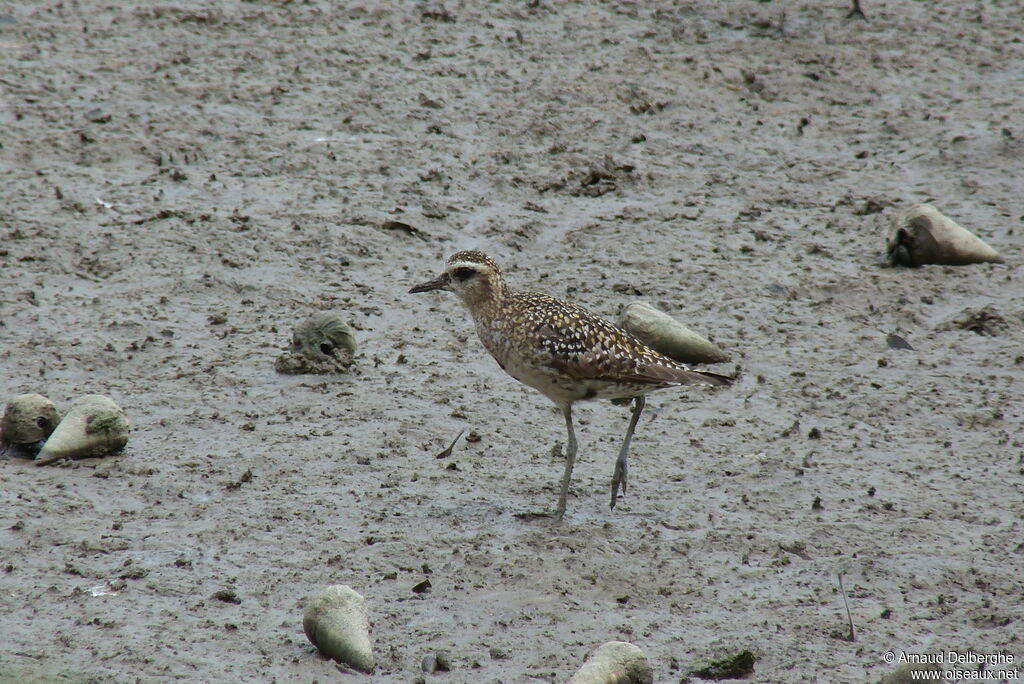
[{"left": 1, "top": 1, "right": 1022, "bottom": 682}]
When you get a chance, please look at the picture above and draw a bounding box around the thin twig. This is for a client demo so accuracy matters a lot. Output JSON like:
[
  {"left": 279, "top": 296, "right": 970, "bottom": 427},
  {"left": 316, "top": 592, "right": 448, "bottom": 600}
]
[
  {"left": 435, "top": 430, "right": 465, "bottom": 459},
  {"left": 838, "top": 572, "right": 856, "bottom": 641}
]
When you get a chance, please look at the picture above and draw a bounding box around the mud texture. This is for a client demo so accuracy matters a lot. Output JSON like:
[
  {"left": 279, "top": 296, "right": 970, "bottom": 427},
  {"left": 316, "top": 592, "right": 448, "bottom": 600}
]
[{"left": 1, "top": 1, "right": 1022, "bottom": 682}]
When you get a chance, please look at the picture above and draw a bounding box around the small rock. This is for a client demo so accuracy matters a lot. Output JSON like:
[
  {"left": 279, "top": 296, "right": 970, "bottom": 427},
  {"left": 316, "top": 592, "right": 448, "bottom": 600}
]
[
  {"left": 943, "top": 305, "right": 1009, "bottom": 337},
  {"left": 1, "top": 394, "right": 61, "bottom": 456},
  {"left": 886, "top": 333, "right": 914, "bottom": 351},
  {"left": 689, "top": 649, "right": 756, "bottom": 680},
  {"left": 275, "top": 312, "right": 357, "bottom": 374},
  {"left": 887, "top": 203, "right": 1002, "bottom": 267},
  {"left": 212, "top": 589, "right": 241, "bottom": 604},
  {"left": 421, "top": 200, "right": 447, "bottom": 219},
  {"left": 303, "top": 585, "right": 375, "bottom": 673},
  {"left": 565, "top": 155, "right": 631, "bottom": 198},
  {"left": 85, "top": 107, "right": 111, "bottom": 123},
  {"left": 854, "top": 198, "right": 887, "bottom": 215},
  {"left": 569, "top": 641, "right": 653, "bottom": 684},
  {"left": 619, "top": 302, "right": 730, "bottom": 364},
  {"left": 35, "top": 395, "right": 128, "bottom": 466},
  {"left": 421, "top": 651, "right": 451, "bottom": 672},
  {"left": 418, "top": 93, "right": 444, "bottom": 109},
  {"left": 380, "top": 220, "right": 427, "bottom": 239}
]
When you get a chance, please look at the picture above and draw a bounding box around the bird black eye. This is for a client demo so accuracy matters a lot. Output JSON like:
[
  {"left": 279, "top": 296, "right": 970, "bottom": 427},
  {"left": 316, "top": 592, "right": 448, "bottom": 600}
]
[{"left": 452, "top": 267, "right": 475, "bottom": 281}]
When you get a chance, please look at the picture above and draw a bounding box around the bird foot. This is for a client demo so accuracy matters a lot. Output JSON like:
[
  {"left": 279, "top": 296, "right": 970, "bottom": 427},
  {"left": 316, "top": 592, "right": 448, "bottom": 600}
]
[{"left": 514, "top": 508, "right": 566, "bottom": 521}]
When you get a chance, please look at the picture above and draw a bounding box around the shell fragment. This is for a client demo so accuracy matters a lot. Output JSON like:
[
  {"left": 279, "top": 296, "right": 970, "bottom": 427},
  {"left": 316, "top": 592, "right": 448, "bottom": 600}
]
[
  {"left": 275, "top": 312, "right": 357, "bottom": 374},
  {"left": 35, "top": 395, "right": 128, "bottom": 466},
  {"left": 569, "top": 641, "right": 653, "bottom": 684},
  {"left": 2, "top": 393, "right": 61, "bottom": 453},
  {"left": 303, "top": 585, "right": 375, "bottom": 673},
  {"left": 887, "top": 204, "right": 1002, "bottom": 267},
  {"left": 619, "top": 302, "right": 730, "bottom": 364}
]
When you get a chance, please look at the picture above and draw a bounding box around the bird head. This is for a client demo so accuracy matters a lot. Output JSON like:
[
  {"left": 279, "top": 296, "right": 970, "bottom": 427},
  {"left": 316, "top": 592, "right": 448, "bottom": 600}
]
[{"left": 409, "top": 251, "right": 505, "bottom": 309}]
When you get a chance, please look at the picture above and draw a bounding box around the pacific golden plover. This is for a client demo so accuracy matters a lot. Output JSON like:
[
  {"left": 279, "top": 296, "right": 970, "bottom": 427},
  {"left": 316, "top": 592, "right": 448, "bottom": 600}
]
[{"left": 409, "top": 250, "right": 731, "bottom": 518}]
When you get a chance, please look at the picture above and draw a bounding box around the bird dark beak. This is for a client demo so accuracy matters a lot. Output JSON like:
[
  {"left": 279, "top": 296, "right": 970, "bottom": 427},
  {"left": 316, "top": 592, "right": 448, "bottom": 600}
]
[{"left": 409, "top": 273, "right": 449, "bottom": 294}]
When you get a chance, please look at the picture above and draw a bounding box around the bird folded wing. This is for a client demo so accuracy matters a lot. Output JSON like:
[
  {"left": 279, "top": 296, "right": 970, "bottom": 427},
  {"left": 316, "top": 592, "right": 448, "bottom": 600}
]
[
  {"left": 533, "top": 311, "right": 731, "bottom": 388},
  {"left": 633, "top": 363, "right": 733, "bottom": 387}
]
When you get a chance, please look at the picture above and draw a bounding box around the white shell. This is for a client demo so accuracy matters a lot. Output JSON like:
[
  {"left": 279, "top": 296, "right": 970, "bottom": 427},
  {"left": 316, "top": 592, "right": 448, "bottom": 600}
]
[
  {"left": 887, "top": 204, "right": 1002, "bottom": 266},
  {"left": 35, "top": 395, "right": 129, "bottom": 466},
  {"left": 569, "top": 641, "right": 653, "bottom": 684},
  {"left": 303, "top": 585, "right": 375, "bottom": 672},
  {"left": 619, "top": 302, "right": 730, "bottom": 364}
]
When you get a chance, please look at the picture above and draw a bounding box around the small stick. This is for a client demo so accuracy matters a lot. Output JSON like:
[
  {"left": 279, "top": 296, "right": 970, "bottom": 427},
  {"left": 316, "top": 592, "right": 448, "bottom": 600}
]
[
  {"left": 838, "top": 572, "right": 856, "bottom": 641},
  {"left": 435, "top": 430, "right": 465, "bottom": 459}
]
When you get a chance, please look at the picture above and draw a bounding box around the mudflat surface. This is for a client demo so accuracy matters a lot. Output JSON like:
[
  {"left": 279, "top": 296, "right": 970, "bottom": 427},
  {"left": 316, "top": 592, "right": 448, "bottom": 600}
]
[{"left": 2, "top": 1, "right": 1022, "bottom": 682}]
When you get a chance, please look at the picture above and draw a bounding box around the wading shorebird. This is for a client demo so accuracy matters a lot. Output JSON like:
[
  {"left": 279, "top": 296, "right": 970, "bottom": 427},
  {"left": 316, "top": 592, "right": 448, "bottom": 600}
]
[{"left": 409, "top": 250, "right": 731, "bottom": 518}]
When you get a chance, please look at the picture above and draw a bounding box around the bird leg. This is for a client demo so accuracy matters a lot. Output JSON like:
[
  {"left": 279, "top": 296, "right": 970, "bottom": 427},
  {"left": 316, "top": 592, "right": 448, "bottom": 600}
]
[
  {"left": 610, "top": 395, "right": 645, "bottom": 510},
  {"left": 554, "top": 403, "right": 578, "bottom": 520}
]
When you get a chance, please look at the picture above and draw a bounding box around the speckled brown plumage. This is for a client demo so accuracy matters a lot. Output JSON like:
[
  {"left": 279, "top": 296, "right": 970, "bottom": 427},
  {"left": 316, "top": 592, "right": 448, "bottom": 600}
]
[{"left": 410, "top": 250, "right": 731, "bottom": 518}]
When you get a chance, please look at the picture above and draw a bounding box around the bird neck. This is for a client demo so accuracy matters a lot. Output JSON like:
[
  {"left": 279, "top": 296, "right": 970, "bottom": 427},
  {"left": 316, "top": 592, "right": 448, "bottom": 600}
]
[{"left": 461, "top": 276, "right": 511, "bottom": 322}]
